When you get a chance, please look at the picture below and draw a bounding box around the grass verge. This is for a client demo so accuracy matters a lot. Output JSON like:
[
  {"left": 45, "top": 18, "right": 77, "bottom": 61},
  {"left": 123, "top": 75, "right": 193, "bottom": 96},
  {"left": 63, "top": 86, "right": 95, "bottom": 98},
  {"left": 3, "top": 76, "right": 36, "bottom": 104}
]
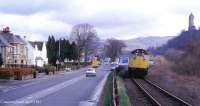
[
  {"left": 102, "top": 72, "right": 113, "bottom": 106},
  {"left": 117, "top": 76, "right": 131, "bottom": 106}
]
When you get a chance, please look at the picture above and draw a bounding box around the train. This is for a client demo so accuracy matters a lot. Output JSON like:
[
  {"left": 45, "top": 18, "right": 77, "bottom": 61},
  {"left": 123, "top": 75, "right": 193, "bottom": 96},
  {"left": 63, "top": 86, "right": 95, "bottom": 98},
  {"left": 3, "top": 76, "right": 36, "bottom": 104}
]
[{"left": 128, "top": 49, "right": 149, "bottom": 78}]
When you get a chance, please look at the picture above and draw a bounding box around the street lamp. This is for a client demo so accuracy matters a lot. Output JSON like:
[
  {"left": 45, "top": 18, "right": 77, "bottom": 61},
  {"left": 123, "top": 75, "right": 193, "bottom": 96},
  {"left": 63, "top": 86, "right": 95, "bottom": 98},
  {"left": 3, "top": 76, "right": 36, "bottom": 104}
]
[
  {"left": 58, "top": 37, "right": 65, "bottom": 71},
  {"left": 58, "top": 37, "right": 64, "bottom": 58}
]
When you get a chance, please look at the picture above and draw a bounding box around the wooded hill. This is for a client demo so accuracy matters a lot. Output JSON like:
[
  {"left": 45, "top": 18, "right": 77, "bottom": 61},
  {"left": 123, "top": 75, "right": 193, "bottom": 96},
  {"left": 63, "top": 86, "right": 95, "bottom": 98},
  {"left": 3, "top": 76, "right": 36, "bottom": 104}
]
[{"left": 149, "top": 29, "right": 200, "bottom": 76}]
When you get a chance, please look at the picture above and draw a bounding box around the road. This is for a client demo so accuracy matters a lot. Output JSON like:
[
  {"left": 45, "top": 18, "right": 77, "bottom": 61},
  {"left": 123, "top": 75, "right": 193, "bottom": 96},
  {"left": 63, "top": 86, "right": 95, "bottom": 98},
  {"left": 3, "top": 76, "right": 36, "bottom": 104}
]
[{"left": 0, "top": 65, "right": 110, "bottom": 106}]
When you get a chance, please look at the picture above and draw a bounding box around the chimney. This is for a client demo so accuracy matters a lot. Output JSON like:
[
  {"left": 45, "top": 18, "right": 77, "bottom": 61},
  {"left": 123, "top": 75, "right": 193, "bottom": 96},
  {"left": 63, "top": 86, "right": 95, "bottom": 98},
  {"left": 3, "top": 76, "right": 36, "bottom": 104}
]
[{"left": 2, "top": 27, "right": 10, "bottom": 33}]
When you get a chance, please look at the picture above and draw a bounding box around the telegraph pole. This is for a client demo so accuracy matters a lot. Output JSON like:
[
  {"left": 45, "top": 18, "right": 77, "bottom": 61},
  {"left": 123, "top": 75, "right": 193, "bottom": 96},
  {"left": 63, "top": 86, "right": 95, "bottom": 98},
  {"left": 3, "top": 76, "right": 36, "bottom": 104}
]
[{"left": 59, "top": 38, "right": 61, "bottom": 58}]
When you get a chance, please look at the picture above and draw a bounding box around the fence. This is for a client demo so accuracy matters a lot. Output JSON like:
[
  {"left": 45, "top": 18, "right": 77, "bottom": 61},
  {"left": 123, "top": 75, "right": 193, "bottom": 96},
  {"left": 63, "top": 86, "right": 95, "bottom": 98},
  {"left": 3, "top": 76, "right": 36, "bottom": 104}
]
[
  {"left": 112, "top": 72, "right": 119, "bottom": 106},
  {"left": 0, "top": 66, "right": 34, "bottom": 80}
]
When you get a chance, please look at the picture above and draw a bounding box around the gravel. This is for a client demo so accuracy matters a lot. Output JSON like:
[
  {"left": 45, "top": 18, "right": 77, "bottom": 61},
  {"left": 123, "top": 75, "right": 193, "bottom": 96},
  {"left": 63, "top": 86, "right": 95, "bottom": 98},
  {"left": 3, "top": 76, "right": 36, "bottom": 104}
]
[
  {"left": 135, "top": 79, "right": 188, "bottom": 106},
  {"left": 124, "top": 79, "right": 154, "bottom": 106}
]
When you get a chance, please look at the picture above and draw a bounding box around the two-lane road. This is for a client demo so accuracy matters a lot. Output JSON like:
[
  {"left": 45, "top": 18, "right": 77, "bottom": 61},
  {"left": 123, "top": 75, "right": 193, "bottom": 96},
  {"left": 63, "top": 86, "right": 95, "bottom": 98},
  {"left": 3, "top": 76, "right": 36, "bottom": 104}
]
[{"left": 0, "top": 65, "right": 110, "bottom": 106}]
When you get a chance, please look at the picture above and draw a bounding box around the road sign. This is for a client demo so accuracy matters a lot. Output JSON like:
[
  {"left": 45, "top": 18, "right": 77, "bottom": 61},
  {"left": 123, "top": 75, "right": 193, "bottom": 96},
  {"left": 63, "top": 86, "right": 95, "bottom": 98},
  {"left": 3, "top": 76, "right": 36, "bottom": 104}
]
[{"left": 56, "top": 60, "right": 59, "bottom": 64}]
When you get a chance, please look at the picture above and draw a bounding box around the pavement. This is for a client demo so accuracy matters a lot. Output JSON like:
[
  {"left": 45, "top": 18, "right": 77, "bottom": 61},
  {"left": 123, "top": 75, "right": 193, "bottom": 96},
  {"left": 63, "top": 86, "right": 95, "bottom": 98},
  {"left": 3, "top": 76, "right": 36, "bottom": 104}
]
[{"left": 0, "top": 64, "right": 110, "bottom": 106}]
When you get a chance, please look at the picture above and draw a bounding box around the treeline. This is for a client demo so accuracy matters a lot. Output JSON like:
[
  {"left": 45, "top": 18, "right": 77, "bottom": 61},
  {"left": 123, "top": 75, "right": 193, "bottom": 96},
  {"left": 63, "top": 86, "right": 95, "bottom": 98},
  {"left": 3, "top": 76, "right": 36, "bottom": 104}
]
[
  {"left": 46, "top": 36, "right": 78, "bottom": 65},
  {"left": 149, "top": 29, "right": 200, "bottom": 76}
]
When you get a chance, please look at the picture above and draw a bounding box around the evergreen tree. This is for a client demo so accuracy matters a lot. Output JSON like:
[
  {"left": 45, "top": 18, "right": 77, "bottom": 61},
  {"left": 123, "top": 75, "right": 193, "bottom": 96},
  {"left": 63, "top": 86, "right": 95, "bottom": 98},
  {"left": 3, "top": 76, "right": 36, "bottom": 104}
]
[
  {"left": 70, "top": 41, "right": 79, "bottom": 61},
  {"left": 46, "top": 35, "right": 57, "bottom": 65},
  {"left": 46, "top": 36, "right": 52, "bottom": 64},
  {"left": 64, "top": 40, "right": 70, "bottom": 60},
  {"left": 46, "top": 36, "right": 79, "bottom": 65}
]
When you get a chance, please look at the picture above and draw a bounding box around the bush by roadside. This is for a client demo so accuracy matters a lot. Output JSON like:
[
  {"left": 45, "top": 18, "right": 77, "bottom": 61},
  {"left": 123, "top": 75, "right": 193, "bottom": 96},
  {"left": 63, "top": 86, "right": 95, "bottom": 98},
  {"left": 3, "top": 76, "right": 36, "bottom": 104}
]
[
  {"left": 64, "top": 62, "right": 91, "bottom": 70},
  {"left": 44, "top": 64, "right": 56, "bottom": 75}
]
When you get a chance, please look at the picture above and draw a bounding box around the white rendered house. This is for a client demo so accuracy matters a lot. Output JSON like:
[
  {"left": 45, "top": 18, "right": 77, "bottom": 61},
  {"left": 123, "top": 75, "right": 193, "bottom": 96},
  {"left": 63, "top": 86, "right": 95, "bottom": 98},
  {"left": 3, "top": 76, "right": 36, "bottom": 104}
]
[{"left": 26, "top": 40, "right": 48, "bottom": 67}]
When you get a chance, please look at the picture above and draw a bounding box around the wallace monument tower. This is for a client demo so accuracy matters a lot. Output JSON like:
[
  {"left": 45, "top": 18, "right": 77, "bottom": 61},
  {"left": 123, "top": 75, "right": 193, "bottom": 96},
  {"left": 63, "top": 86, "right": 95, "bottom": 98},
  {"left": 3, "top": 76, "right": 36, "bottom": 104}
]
[{"left": 188, "top": 13, "right": 196, "bottom": 31}]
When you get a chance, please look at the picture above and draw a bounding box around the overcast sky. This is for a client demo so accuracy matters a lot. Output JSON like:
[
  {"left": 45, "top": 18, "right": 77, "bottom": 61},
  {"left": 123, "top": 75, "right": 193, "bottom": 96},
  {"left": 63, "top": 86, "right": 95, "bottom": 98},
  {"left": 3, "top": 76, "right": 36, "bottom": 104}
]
[{"left": 0, "top": 0, "right": 200, "bottom": 41}]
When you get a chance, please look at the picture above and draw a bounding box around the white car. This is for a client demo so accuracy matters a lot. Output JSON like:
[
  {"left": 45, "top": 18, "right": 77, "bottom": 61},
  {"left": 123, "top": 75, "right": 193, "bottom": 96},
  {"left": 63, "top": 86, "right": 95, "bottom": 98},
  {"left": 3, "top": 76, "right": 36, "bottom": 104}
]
[
  {"left": 65, "top": 67, "right": 72, "bottom": 71},
  {"left": 86, "top": 68, "right": 96, "bottom": 77}
]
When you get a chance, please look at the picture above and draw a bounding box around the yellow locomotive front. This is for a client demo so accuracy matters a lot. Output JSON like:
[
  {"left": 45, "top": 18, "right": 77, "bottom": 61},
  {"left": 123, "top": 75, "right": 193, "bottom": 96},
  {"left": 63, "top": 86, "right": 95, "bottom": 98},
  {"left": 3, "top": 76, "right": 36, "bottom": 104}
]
[{"left": 128, "top": 49, "right": 149, "bottom": 78}]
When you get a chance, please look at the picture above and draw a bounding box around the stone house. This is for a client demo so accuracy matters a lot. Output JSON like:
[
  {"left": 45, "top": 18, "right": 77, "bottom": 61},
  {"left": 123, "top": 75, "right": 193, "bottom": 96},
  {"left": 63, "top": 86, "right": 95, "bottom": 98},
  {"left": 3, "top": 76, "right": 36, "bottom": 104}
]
[{"left": 0, "top": 27, "right": 28, "bottom": 66}]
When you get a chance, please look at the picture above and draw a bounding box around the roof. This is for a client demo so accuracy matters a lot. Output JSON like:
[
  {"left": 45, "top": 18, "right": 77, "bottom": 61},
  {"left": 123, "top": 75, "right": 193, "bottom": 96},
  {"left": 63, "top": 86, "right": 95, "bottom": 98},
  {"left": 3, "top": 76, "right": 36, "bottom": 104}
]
[
  {"left": 131, "top": 49, "right": 148, "bottom": 54},
  {"left": 29, "top": 41, "right": 43, "bottom": 51},
  {"left": 0, "top": 31, "right": 26, "bottom": 46},
  {"left": 35, "top": 56, "right": 43, "bottom": 60},
  {"left": 0, "top": 36, "right": 9, "bottom": 46}
]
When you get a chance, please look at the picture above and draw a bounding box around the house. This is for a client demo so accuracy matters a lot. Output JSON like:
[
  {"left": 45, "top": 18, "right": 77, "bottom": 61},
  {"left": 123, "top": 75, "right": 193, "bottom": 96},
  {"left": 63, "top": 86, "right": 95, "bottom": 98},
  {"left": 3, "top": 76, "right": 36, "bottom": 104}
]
[
  {"left": 25, "top": 40, "right": 48, "bottom": 67},
  {"left": 0, "top": 27, "right": 28, "bottom": 65}
]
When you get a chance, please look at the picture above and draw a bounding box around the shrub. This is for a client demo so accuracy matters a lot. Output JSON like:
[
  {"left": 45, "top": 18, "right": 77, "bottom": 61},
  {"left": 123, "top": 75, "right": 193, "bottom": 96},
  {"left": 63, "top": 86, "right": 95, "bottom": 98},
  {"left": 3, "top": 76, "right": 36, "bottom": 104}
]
[
  {"left": 44, "top": 65, "right": 55, "bottom": 75},
  {"left": 171, "top": 55, "right": 200, "bottom": 76}
]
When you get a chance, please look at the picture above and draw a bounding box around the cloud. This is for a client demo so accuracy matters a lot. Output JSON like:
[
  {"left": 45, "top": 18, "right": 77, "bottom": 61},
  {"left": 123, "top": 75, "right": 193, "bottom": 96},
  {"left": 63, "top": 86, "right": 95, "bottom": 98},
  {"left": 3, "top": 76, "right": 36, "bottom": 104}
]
[
  {"left": 0, "top": 0, "right": 200, "bottom": 41},
  {"left": 0, "top": 0, "right": 67, "bottom": 15},
  {"left": 0, "top": 12, "right": 71, "bottom": 40}
]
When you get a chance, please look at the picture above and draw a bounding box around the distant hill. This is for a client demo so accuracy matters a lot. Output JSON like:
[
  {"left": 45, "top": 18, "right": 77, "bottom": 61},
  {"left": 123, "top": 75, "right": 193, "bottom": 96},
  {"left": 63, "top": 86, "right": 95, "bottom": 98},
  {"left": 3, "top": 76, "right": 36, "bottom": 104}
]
[
  {"left": 123, "top": 36, "right": 173, "bottom": 51},
  {"left": 151, "top": 29, "right": 200, "bottom": 54}
]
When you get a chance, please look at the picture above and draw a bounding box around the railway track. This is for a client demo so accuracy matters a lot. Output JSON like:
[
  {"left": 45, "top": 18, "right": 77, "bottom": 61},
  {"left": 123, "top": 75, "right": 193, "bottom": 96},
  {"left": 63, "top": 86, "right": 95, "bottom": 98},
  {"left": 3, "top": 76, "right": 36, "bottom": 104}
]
[
  {"left": 125, "top": 79, "right": 159, "bottom": 106},
  {"left": 131, "top": 78, "right": 192, "bottom": 106}
]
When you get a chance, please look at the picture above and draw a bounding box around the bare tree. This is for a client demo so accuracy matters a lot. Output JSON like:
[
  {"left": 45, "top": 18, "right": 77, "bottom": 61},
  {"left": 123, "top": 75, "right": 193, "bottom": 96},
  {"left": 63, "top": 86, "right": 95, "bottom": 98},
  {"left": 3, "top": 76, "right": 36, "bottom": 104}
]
[
  {"left": 70, "top": 24, "right": 99, "bottom": 64},
  {"left": 105, "top": 38, "right": 126, "bottom": 61}
]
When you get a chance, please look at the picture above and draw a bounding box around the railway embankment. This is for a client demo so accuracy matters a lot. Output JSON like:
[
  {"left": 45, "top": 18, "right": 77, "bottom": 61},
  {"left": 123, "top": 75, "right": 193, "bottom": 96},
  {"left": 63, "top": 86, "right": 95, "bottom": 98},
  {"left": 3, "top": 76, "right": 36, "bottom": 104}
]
[{"left": 147, "top": 60, "right": 200, "bottom": 106}]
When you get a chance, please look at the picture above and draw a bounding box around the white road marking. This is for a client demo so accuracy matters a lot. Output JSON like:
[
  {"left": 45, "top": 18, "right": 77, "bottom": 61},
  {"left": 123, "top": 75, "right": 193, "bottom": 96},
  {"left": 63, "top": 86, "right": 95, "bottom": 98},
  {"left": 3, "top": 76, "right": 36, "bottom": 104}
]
[
  {"left": 4, "top": 75, "right": 85, "bottom": 106},
  {"left": 1, "top": 67, "right": 88, "bottom": 93},
  {"left": 79, "top": 72, "right": 110, "bottom": 106},
  {"left": 1, "top": 77, "right": 53, "bottom": 93}
]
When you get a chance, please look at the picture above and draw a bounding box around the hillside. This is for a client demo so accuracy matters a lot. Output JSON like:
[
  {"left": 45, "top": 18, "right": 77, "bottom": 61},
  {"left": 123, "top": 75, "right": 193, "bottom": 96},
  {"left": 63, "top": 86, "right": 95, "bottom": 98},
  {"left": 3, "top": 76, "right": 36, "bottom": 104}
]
[{"left": 123, "top": 36, "right": 173, "bottom": 51}]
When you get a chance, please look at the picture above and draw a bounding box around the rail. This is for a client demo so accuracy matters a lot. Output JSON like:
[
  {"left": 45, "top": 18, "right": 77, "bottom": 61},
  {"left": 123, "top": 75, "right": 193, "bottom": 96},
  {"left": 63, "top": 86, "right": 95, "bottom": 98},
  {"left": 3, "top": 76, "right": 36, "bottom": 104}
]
[
  {"left": 144, "top": 79, "right": 192, "bottom": 106},
  {"left": 131, "top": 78, "right": 161, "bottom": 106}
]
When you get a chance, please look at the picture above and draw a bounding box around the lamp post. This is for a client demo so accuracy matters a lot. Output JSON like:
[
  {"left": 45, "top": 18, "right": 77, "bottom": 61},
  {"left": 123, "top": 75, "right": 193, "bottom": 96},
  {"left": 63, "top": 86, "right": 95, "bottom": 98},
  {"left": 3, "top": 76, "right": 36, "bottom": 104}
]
[
  {"left": 58, "top": 37, "right": 65, "bottom": 71},
  {"left": 58, "top": 37, "right": 64, "bottom": 58},
  {"left": 59, "top": 38, "right": 60, "bottom": 58}
]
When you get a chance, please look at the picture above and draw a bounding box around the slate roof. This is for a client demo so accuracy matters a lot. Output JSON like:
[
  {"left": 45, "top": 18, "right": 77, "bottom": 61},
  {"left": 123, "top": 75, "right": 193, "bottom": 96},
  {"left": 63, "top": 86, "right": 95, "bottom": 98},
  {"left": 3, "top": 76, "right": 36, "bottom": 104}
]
[
  {"left": 0, "top": 36, "right": 10, "bottom": 46},
  {"left": 29, "top": 41, "right": 43, "bottom": 51},
  {"left": 0, "top": 31, "right": 26, "bottom": 46}
]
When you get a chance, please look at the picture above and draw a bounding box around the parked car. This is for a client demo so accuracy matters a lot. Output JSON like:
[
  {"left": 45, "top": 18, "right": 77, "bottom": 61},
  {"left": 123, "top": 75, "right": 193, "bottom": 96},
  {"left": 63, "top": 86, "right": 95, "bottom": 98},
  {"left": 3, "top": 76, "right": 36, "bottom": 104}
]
[
  {"left": 86, "top": 68, "right": 96, "bottom": 77},
  {"left": 65, "top": 67, "right": 72, "bottom": 71}
]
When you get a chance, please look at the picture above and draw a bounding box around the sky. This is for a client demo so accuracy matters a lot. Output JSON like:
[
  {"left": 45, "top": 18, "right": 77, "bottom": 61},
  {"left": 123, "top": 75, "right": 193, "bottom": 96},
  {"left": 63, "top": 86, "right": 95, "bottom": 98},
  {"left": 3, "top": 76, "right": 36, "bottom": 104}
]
[{"left": 0, "top": 0, "right": 200, "bottom": 41}]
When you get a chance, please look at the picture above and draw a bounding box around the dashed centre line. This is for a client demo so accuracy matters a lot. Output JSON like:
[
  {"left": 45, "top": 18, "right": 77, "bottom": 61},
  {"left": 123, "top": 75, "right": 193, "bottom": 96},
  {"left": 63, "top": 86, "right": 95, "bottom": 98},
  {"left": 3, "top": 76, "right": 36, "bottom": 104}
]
[{"left": 4, "top": 75, "right": 85, "bottom": 106}]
